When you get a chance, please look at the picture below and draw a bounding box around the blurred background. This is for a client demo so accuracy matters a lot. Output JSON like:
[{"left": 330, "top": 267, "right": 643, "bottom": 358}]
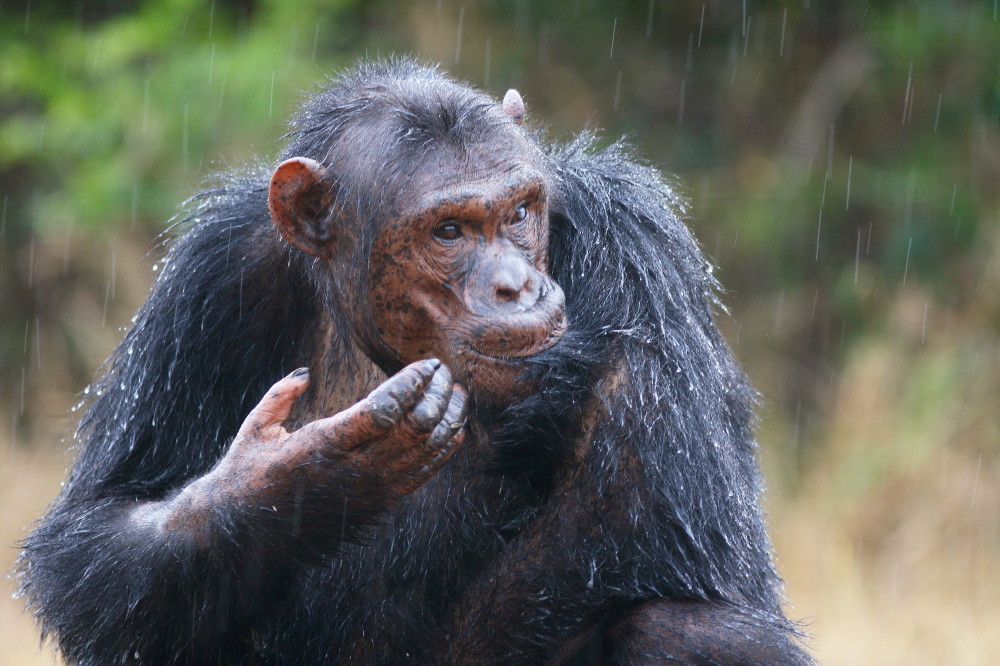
[{"left": 1, "top": 1, "right": 997, "bottom": 663}]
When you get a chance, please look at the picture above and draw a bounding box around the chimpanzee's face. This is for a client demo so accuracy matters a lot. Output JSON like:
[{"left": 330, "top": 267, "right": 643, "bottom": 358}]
[
  {"left": 268, "top": 135, "right": 567, "bottom": 401},
  {"left": 367, "top": 145, "right": 566, "bottom": 399}
]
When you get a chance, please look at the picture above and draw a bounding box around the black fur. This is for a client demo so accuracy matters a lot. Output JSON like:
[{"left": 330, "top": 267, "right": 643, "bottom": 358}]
[{"left": 18, "top": 59, "right": 809, "bottom": 664}]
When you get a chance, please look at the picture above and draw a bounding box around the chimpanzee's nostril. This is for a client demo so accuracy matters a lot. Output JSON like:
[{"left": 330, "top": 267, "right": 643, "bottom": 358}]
[
  {"left": 495, "top": 280, "right": 522, "bottom": 303},
  {"left": 489, "top": 254, "right": 541, "bottom": 308}
]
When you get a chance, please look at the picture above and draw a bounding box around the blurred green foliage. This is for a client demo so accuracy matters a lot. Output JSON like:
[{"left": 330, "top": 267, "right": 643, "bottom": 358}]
[
  {"left": 0, "top": 0, "right": 997, "bottom": 468},
  {"left": 0, "top": 0, "right": 361, "bottom": 234},
  {"left": 1, "top": 4, "right": 999, "bottom": 662}
]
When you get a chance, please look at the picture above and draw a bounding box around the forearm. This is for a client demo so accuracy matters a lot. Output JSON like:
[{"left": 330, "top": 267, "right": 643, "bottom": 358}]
[{"left": 21, "top": 497, "right": 271, "bottom": 664}]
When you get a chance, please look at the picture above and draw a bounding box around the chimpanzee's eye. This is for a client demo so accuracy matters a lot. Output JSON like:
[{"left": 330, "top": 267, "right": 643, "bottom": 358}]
[
  {"left": 433, "top": 220, "right": 463, "bottom": 242},
  {"left": 512, "top": 204, "right": 528, "bottom": 224}
]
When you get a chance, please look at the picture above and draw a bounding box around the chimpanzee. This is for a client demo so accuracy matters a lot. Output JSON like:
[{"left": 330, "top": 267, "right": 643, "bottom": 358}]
[{"left": 18, "top": 59, "right": 810, "bottom": 664}]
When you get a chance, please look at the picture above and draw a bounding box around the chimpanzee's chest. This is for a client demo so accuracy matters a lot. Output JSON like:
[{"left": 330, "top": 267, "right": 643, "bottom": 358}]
[{"left": 263, "top": 442, "right": 537, "bottom": 662}]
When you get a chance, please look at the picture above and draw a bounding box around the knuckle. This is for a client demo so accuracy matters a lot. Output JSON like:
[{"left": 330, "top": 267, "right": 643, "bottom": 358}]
[
  {"left": 368, "top": 394, "right": 403, "bottom": 428},
  {"left": 413, "top": 396, "right": 445, "bottom": 423}
]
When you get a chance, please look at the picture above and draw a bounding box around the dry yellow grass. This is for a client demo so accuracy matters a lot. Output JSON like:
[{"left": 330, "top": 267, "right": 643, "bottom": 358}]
[
  {"left": 1, "top": 446, "right": 67, "bottom": 666},
  {"left": 2, "top": 303, "right": 997, "bottom": 666}
]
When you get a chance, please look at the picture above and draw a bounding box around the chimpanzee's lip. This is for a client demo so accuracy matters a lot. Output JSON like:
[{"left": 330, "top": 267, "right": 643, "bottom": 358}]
[
  {"left": 463, "top": 278, "right": 567, "bottom": 362},
  {"left": 467, "top": 314, "right": 567, "bottom": 361}
]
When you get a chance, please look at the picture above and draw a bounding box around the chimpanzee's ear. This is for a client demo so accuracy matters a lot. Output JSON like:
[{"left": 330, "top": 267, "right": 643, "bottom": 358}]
[{"left": 269, "top": 157, "right": 336, "bottom": 259}]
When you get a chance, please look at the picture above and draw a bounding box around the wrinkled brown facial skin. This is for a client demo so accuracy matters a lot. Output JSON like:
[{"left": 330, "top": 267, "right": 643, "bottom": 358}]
[
  {"left": 370, "top": 157, "right": 567, "bottom": 400},
  {"left": 269, "top": 145, "right": 567, "bottom": 403}
]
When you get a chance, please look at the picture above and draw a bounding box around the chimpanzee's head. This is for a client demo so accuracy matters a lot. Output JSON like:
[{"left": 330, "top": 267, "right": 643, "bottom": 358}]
[{"left": 267, "top": 61, "right": 566, "bottom": 401}]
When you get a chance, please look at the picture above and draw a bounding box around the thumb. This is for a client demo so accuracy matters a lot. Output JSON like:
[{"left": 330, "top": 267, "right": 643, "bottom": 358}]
[{"left": 238, "top": 367, "right": 310, "bottom": 437}]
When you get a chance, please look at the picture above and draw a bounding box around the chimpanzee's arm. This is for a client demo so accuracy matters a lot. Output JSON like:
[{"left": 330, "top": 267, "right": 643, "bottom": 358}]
[
  {"left": 434, "top": 454, "right": 809, "bottom": 665},
  {"left": 431, "top": 139, "right": 811, "bottom": 664},
  {"left": 17, "top": 179, "right": 465, "bottom": 664},
  {"left": 23, "top": 360, "right": 464, "bottom": 664}
]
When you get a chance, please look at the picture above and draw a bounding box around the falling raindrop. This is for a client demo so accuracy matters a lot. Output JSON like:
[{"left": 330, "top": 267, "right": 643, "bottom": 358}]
[
  {"left": 27, "top": 238, "right": 36, "bottom": 288},
  {"left": 854, "top": 228, "right": 861, "bottom": 285},
  {"left": 35, "top": 317, "right": 42, "bottom": 370},
  {"left": 103, "top": 281, "right": 111, "bottom": 327},
  {"left": 91, "top": 38, "right": 102, "bottom": 73},
  {"left": 902, "top": 62, "right": 913, "bottom": 124},
  {"left": 678, "top": 79, "right": 686, "bottom": 124},
  {"left": 208, "top": 42, "right": 215, "bottom": 86},
  {"left": 845, "top": 156, "right": 853, "bottom": 210},
  {"left": 743, "top": 16, "right": 751, "bottom": 58},
  {"left": 269, "top": 71, "right": 275, "bottom": 117},
  {"left": 904, "top": 169, "right": 916, "bottom": 224},
  {"left": 827, "top": 124, "right": 835, "bottom": 174},
  {"left": 920, "top": 301, "right": 928, "bottom": 344},
  {"left": 483, "top": 37, "right": 492, "bottom": 86},
  {"left": 698, "top": 3, "right": 705, "bottom": 47},
  {"left": 454, "top": 7, "right": 465, "bottom": 63},
  {"left": 110, "top": 245, "right": 117, "bottom": 301},
  {"left": 902, "top": 236, "right": 913, "bottom": 284},
  {"left": 131, "top": 183, "right": 139, "bottom": 231},
  {"left": 773, "top": 289, "right": 784, "bottom": 332},
  {"left": 779, "top": 7, "right": 787, "bottom": 56},
  {"left": 182, "top": 104, "right": 190, "bottom": 156},
  {"left": 971, "top": 452, "right": 982, "bottom": 507},
  {"left": 814, "top": 208, "right": 822, "bottom": 261},
  {"left": 610, "top": 17, "right": 617, "bottom": 59},
  {"left": 142, "top": 76, "right": 151, "bottom": 134}
]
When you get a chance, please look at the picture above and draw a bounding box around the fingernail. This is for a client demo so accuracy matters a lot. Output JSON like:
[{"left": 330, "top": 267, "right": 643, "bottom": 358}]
[{"left": 290, "top": 367, "right": 309, "bottom": 378}]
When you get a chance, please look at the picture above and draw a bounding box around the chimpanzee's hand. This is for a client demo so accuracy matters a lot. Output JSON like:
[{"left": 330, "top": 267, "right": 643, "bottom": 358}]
[
  {"left": 132, "top": 360, "right": 466, "bottom": 555},
  {"left": 217, "top": 359, "right": 467, "bottom": 505}
]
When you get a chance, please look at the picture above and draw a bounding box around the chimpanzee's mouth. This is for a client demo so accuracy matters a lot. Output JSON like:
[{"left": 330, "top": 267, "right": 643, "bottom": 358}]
[
  {"left": 463, "top": 277, "right": 567, "bottom": 362},
  {"left": 468, "top": 317, "right": 566, "bottom": 361},
  {"left": 467, "top": 311, "right": 568, "bottom": 364}
]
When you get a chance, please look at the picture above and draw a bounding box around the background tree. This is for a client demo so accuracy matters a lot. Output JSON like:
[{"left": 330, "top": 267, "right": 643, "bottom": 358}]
[{"left": 1, "top": 1, "right": 997, "bottom": 663}]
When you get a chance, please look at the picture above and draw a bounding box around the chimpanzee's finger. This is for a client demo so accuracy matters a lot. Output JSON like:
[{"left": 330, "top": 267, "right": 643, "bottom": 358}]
[
  {"left": 415, "top": 385, "right": 468, "bottom": 478},
  {"left": 423, "top": 384, "right": 468, "bottom": 452},
  {"left": 392, "top": 387, "right": 466, "bottom": 494},
  {"left": 404, "top": 363, "right": 453, "bottom": 434},
  {"left": 308, "top": 359, "right": 440, "bottom": 450},
  {"left": 365, "top": 358, "right": 441, "bottom": 428},
  {"left": 238, "top": 367, "right": 310, "bottom": 437}
]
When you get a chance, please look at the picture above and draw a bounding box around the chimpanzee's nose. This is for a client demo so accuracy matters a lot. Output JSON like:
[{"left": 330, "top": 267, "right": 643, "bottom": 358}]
[{"left": 492, "top": 257, "right": 539, "bottom": 309}]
